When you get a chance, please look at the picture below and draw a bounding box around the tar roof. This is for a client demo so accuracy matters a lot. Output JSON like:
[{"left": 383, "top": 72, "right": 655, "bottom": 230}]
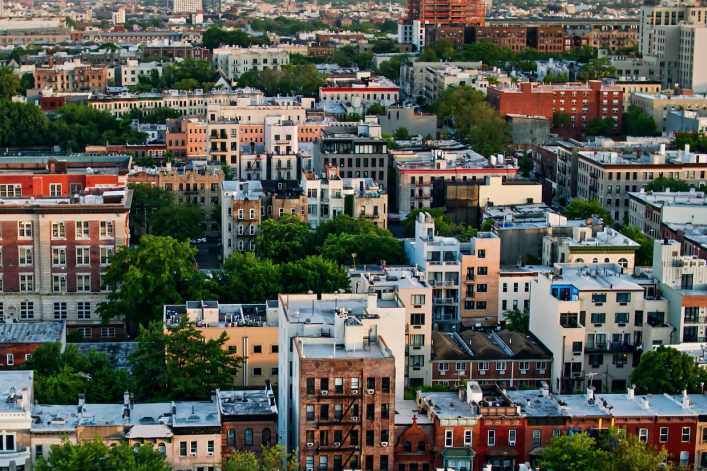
[
  {"left": 495, "top": 331, "right": 552, "bottom": 360},
  {"left": 458, "top": 331, "right": 508, "bottom": 360},
  {"left": 301, "top": 341, "right": 389, "bottom": 359},
  {"left": 31, "top": 404, "right": 80, "bottom": 433},
  {"left": 0, "top": 322, "right": 63, "bottom": 343},
  {"left": 395, "top": 399, "right": 434, "bottom": 425},
  {"left": 281, "top": 295, "right": 396, "bottom": 325},
  {"left": 550, "top": 264, "right": 646, "bottom": 291},
  {"left": 218, "top": 389, "right": 277, "bottom": 417},
  {"left": 418, "top": 392, "right": 477, "bottom": 418},
  {"left": 0, "top": 371, "right": 32, "bottom": 411}
]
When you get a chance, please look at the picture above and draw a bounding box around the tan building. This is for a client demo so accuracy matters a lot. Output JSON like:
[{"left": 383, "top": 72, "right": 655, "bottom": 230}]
[
  {"left": 166, "top": 117, "right": 208, "bottom": 160},
  {"left": 164, "top": 301, "right": 279, "bottom": 387},
  {"left": 460, "top": 232, "right": 501, "bottom": 328},
  {"left": 613, "top": 81, "right": 662, "bottom": 112},
  {"left": 345, "top": 178, "right": 389, "bottom": 229},
  {"left": 34, "top": 59, "right": 108, "bottom": 93},
  {"left": 400, "top": 61, "right": 483, "bottom": 101},
  {"left": 542, "top": 226, "right": 639, "bottom": 271},
  {"left": 206, "top": 100, "right": 308, "bottom": 126},
  {"left": 127, "top": 162, "right": 225, "bottom": 238},
  {"left": 207, "top": 120, "right": 240, "bottom": 173},
  {"left": 630, "top": 91, "right": 707, "bottom": 133}
]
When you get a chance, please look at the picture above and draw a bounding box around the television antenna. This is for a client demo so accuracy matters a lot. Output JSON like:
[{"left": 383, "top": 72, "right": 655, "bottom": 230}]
[{"left": 586, "top": 372, "right": 597, "bottom": 388}]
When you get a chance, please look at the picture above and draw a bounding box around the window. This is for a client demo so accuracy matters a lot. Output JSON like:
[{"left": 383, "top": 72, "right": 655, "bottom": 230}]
[
  {"left": 99, "top": 221, "right": 114, "bottom": 238},
  {"left": 6, "top": 354, "right": 13, "bottom": 366},
  {"left": 101, "top": 327, "right": 115, "bottom": 338},
  {"left": 382, "top": 377, "right": 390, "bottom": 393},
  {"left": 245, "top": 429, "right": 253, "bottom": 446},
  {"left": 616, "top": 293, "right": 631, "bottom": 303},
  {"left": 227, "top": 429, "right": 235, "bottom": 446},
  {"left": 613, "top": 353, "right": 627, "bottom": 365},
  {"left": 410, "top": 313, "right": 425, "bottom": 325},
  {"left": 77, "top": 275, "right": 91, "bottom": 292},
  {"left": 52, "top": 248, "right": 66, "bottom": 266},
  {"left": 381, "top": 403, "right": 390, "bottom": 419},
  {"left": 445, "top": 430, "right": 453, "bottom": 447},
  {"left": 411, "top": 355, "right": 424, "bottom": 367},
  {"left": 19, "top": 274, "right": 33, "bottom": 292},
  {"left": 18, "top": 221, "right": 31, "bottom": 238},
  {"left": 19, "top": 247, "right": 33, "bottom": 265},
  {"left": 100, "top": 247, "right": 114, "bottom": 265},
  {"left": 591, "top": 313, "right": 606, "bottom": 324},
  {"left": 456, "top": 362, "right": 467, "bottom": 372},
  {"left": 464, "top": 430, "right": 472, "bottom": 446},
  {"left": 253, "top": 367, "right": 263, "bottom": 376},
  {"left": 77, "top": 302, "right": 90, "bottom": 319},
  {"left": 411, "top": 294, "right": 425, "bottom": 305},
  {"left": 253, "top": 345, "right": 262, "bottom": 353},
  {"left": 306, "top": 404, "right": 314, "bottom": 420},
  {"left": 683, "top": 427, "right": 691, "bottom": 442},
  {"left": 335, "top": 377, "right": 343, "bottom": 393},
  {"left": 53, "top": 275, "right": 67, "bottom": 292},
  {"left": 410, "top": 335, "right": 424, "bottom": 346},
  {"left": 639, "top": 429, "right": 648, "bottom": 443},
  {"left": 497, "top": 362, "right": 506, "bottom": 371},
  {"left": 488, "top": 430, "right": 496, "bottom": 446},
  {"left": 588, "top": 354, "right": 603, "bottom": 367},
  {"left": 635, "top": 310, "right": 643, "bottom": 326},
  {"left": 592, "top": 293, "right": 607, "bottom": 303},
  {"left": 533, "top": 429, "right": 541, "bottom": 447},
  {"left": 77, "top": 328, "right": 91, "bottom": 338},
  {"left": 190, "top": 441, "right": 197, "bottom": 455},
  {"left": 573, "top": 342, "right": 582, "bottom": 353},
  {"left": 366, "top": 430, "right": 374, "bottom": 446},
  {"left": 35, "top": 444, "right": 43, "bottom": 459},
  {"left": 52, "top": 222, "right": 65, "bottom": 238},
  {"left": 478, "top": 249, "right": 485, "bottom": 258},
  {"left": 180, "top": 442, "right": 187, "bottom": 456},
  {"left": 477, "top": 267, "right": 488, "bottom": 275},
  {"left": 76, "top": 247, "right": 90, "bottom": 266},
  {"left": 50, "top": 183, "right": 62, "bottom": 196},
  {"left": 76, "top": 221, "right": 89, "bottom": 238},
  {"left": 660, "top": 427, "right": 668, "bottom": 442},
  {"left": 680, "top": 451, "right": 689, "bottom": 467},
  {"left": 306, "top": 378, "right": 314, "bottom": 395},
  {"left": 502, "top": 283, "right": 507, "bottom": 292},
  {"left": 615, "top": 313, "right": 629, "bottom": 323}
]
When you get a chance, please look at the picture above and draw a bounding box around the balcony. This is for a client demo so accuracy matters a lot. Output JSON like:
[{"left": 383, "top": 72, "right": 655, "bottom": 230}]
[
  {"left": 433, "top": 313, "right": 459, "bottom": 321},
  {"left": 429, "top": 280, "right": 459, "bottom": 287},
  {"left": 683, "top": 336, "right": 707, "bottom": 343},
  {"left": 433, "top": 298, "right": 458, "bottom": 305},
  {"left": 684, "top": 317, "right": 707, "bottom": 324},
  {"left": 584, "top": 342, "right": 637, "bottom": 353}
]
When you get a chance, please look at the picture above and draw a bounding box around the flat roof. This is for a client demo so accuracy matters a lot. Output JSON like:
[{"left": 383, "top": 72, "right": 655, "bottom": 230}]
[
  {"left": 31, "top": 404, "right": 80, "bottom": 432},
  {"left": 418, "top": 392, "right": 478, "bottom": 418},
  {"left": 218, "top": 389, "right": 277, "bottom": 416},
  {"left": 302, "top": 341, "right": 389, "bottom": 359},
  {"left": 395, "top": 399, "right": 434, "bottom": 425},
  {"left": 0, "top": 322, "right": 63, "bottom": 343},
  {"left": 550, "top": 263, "right": 648, "bottom": 291},
  {"left": 282, "top": 295, "right": 397, "bottom": 326}
]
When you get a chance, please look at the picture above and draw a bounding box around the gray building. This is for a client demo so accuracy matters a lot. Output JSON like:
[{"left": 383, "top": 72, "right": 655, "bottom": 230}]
[
  {"left": 313, "top": 123, "right": 390, "bottom": 190},
  {"left": 667, "top": 109, "right": 707, "bottom": 134},
  {"left": 508, "top": 115, "right": 551, "bottom": 146},
  {"left": 378, "top": 106, "right": 437, "bottom": 138}
]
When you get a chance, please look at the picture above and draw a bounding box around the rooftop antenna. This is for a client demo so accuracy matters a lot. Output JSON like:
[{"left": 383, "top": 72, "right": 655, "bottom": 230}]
[{"left": 586, "top": 372, "right": 597, "bottom": 389}]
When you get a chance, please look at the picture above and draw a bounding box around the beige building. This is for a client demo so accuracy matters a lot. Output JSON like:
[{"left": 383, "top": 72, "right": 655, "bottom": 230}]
[
  {"left": 631, "top": 91, "right": 707, "bottom": 132},
  {"left": 421, "top": 65, "right": 512, "bottom": 103},
  {"left": 400, "top": 61, "right": 482, "bottom": 102},
  {"left": 164, "top": 301, "right": 279, "bottom": 387},
  {"left": 212, "top": 45, "right": 306, "bottom": 80},
  {"left": 348, "top": 264, "right": 433, "bottom": 387},
  {"left": 207, "top": 120, "right": 240, "bottom": 172},
  {"left": 613, "top": 81, "right": 662, "bottom": 112},
  {"left": 206, "top": 100, "right": 309, "bottom": 126},
  {"left": 542, "top": 226, "right": 639, "bottom": 271}
]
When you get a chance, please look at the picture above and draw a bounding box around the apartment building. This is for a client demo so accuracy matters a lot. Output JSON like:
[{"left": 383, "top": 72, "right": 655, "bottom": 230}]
[
  {"left": 143, "top": 40, "right": 211, "bottom": 61},
  {"left": 349, "top": 264, "right": 433, "bottom": 388},
  {"left": 498, "top": 265, "right": 553, "bottom": 314},
  {"left": 394, "top": 149, "right": 519, "bottom": 216},
  {"left": 628, "top": 189, "right": 707, "bottom": 239},
  {"left": 0, "top": 322, "right": 65, "bottom": 370},
  {"left": 378, "top": 106, "right": 436, "bottom": 137},
  {"left": 488, "top": 81, "right": 623, "bottom": 134},
  {"left": 661, "top": 222, "right": 707, "bottom": 261},
  {"left": 667, "top": 109, "right": 707, "bottom": 134},
  {"left": 400, "top": 61, "right": 482, "bottom": 101},
  {"left": 319, "top": 81, "right": 400, "bottom": 107},
  {"left": 459, "top": 233, "right": 501, "bottom": 328},
  {"left": 529, "top": 262, "right": 672, "bottom": 394},
  {"left": 0, "top": 371, "right": 32, "bottom": 470},
  {"left": 276, "top": 292, "right": 406, "bottom": 467},
  {"left": 220, "top": 180, "right": 306, "bottom": 259},
  {"left": 420, "top": 65, "right": 513, "bottom": 104},
  {"left": 34, "top": 59, "right": 108, "bottom": 93},
  {"left": 206, "top": 100, "right": 308, "bottom": 126},
  {"left": 313, "top": 123, "right": 389, "bottom": 189},
  {"left": 574, "top": 143, "right": 707, "bottom": 224},
  {"left": 631, "top": 91, "right": 707, "bottom": 132},
  {"left": 653, "top": 238, "right": 707, "bottom": 344},
  {"left": 639, "top": 0, "right": 707, "bottom": 56},
  {"left": 164, "top": 301, "right": 278, "bottom": 387},
  {"left": 172, "top": 0, "right": 201, "bottom": 13},
  {"left": 207, "top": 119, "right": 240, "bottom": 170},
  {"left": 430, "top": 331, "right": 552, "bottom": 389},
  {"left": 542, "top": 226, "right": 639, "bottom": 270},
  {"left": 218, "top": 386, "right": 278, "bottom": 460},
  {"left": 166, "top": 117, "right": 208, "bottom": 159},
  {"left": 212, "top": 46, "right": 302, "bottom": 80},
  {"left": 0, "top": 187, "right": 130, "bottom": 340},
  {"left": 116, "top": 59, "right": 163, "bottom": 87}
]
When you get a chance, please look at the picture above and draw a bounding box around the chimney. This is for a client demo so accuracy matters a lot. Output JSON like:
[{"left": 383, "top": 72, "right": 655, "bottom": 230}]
[
  {"left": 541, "top": 381, "right": 549, "bottom": 396},
  {"left": 172, "top": 402, "right": 177, "bottom": 415},
  {"left": 641, "top": 397, "right": 650, "bottom": 410},
  {"left": 211, "top": 390, "right": 217, "bottom": 403},
  {"left": 124, "top": 390, "right": 130, "bottom": 407},
  {"left": 21, "top": 388, "right": 28, "bottom": 410},
  {"left": 586, "top": 386, "right": 595, "bottom": 401},
  {"left": 78, "top": 393, "right": 85, "bottom": 409},
  {"left": 685, "top": 144, "right": 691, "bottom": 154},
  {"left": 627, "top": 385, "right": 635, "bottom": 400},
  {"left": 682, "top": 390, "right": 690, "bottom": 408}
]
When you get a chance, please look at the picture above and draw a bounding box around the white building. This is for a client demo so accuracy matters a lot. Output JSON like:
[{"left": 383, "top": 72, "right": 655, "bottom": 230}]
[
  {"left": 212, "top": 46, "right": 297, "bottom": 80},
  {"left": 0, "top": 372, "right": 32, "bottom": 470},
  {"left": 398, "top": 20, "right": 426, "bottom": 50},
  {"left": 263, "top": 116, "right": 298, "bottom": 180},
  {"left": 172, "top": 0, "right": 202, "bottom": 13},
  {"left": 302, "top": 168, "right": 345, "bottom": 228},
  {"left": 112, "top": 9, "right": 125, "bottom": 24},
  {"left": 498, "top": 265, "right": 553, "bottom": 314},
  {"left": 117, "top": 59, "right": 163, "bottom": 87},
  {"left": 542, "top": 226, "right": 639, "bottom": 271},
  {"left": 628, "top": 188, "right": 707, "bottom": 239},
  {"left": 529, "top": 262, "right": 672, "bottom": 394}
]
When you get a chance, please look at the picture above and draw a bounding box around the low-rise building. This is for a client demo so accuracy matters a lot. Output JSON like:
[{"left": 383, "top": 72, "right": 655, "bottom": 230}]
[
  {"left": 498, "top": 265, "right": 553, "bottom": 314},
  {"left": 116, "top": 59, "right": 163, "bottom": 87},
  {"left": 631, "top": 90, "right": 707, "bottom": 133},
  {"left": 378, "top": 106, "right": 436, "bottom": 138},
  {"left": 542, "top": 226, "right": 639, "bottom": 271},
  {"left": 629, "top": 188, "right": 707, "bottom": 239},
  {"left": 34, "top": 59, "right": 108, "bottom": 93},
  {"left": 0, "top": 322, "right": 66, "bottom": 370},
  {"left": 400, "top": 61, "right": 483, "bottom": 101},
  {"left": 217, "top": 386, "right": 278, "bottom": 459},
  {"left": 667, "top": 109, "right": 707, "bottom": 134},
  {"left": 319, "top": 80, "right": 400, "bottom": 107},
  {"left": 212, "top": 45, "right": 304, "bottom": 80}
]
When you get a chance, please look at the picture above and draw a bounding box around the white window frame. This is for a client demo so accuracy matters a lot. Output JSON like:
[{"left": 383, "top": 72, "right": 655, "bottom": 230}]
[
  {"left": 488, "top": 430, "right": 496, "bottom": 446},
  {"left": 53, "top": 275, "right": 67, "bottom": 293},
  {"left": 682, "top": 427, "right": 691, "bottom": 443},
  {"left": 100, "top": 247, "right": 114, "bottom": 265},
  {"left": 52, "top": 247, "right": 66, "bottom": 266},
  {"left": 100, "top": 221, "right": 114, "bottom": 238},
  {"left": 18, "top": 221, "right": 32, "bottom": 238},
  {"left": 6, "top": 354, "right": 13, "bottom": 366},
  {"left": 533, "top": 429, "right": 541, "bottom": 447},
  {"left": 78, "top": 327, "right": 92, "bottom": 338},
  {"left": 76, "top": 275, "right": 91, "bottom": 292},
  {"left": 639, "top": 429, "right": 648, "bottom": 443},
  {"left": 18, "top": 247, "right": 32, "bottom": 266},
  {"left": 464, "top": 430, "right": 472, "bottom": 447},
  {"left": 51, "top": 221, "right": 65, "bottom": 239},
  {"left": 660, "top": 427, "right": 668, "bottom": 443},
  {"left": 49, "top": 183, "right": 62, "bottom": 197},
  {"left": 479, "top": 362, "right": 489, "bottom": 371},
  {"left": 77, "top": 301, "right": 91, "bottom": 319},
  {"left": 496, "top": 362, "right": 506, "bottom": 371},
  {"left": 76, "top": 221, "right": 89, "bottom": 239},
  {"left": 509, "top": 429, "right": 516, "bottom": 446},
  {"left": 456, "top": 362, "right": 467, "bottom": 371},
  {"left": 445, "top": 430, "right": 453, "bottom": 447},
  {"left": 19, "top": 274, "right": 33, "bottom": 292},
  {"left": 76, "top": 247, "right": 90, "bottom": 266},
  {"left": 101, "top": 327, "right": 116, "bottom": 338}
]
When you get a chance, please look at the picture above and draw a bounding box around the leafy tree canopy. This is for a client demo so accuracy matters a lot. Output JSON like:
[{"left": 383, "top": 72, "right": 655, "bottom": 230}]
[
  {"left": 281, "top": 255, "right": 350, "bottom": 295},
  {"left": 629, "top": 345, "right": 707, "bottom": 394},
  {"left": 401, "top": 207, "right": 478, "bottom": 241},
  {"left": 127, "top": 106, "right": 182, "bottom": 124},
  {"left": 645, "top": 176, "right": 691, "bottom": 192},
  {"left": 622, "top": 105, "right": 659, "bottom": 137},
  {"left": 254, "top": 213, "right": 312, "bottom": 262},
  {"left": 502, "top": 308, "right": 529, "bottom": 333},
  {"left": 222, "top": 444, "right": 299, "bottom": 471},
  {"left": 562, "top": 198, "right": 614, "bottom": 226},
  {"left": 619, "top": 225, "right": 653, "bottom": 266},
  {"left": 235, "top": 64, "right": 326, "bottom": 98},
  {"left": 151, "top": 202, "right": 206, "bottom": 242},
  {"left": 672, "top": 131, "right": 707, "bottom": 153},
  {"left": 212, "top": 252, "right": 283, "bottom": 304},
  {"left": 202, "top": 26, "right": 270, "bottom": 50},
  {"left": 587, "top": 116, "right": 616, "bottom": 136}
]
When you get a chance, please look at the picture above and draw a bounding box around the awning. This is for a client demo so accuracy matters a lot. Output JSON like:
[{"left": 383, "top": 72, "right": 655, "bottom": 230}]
[
  {"left": 484, "top": 447, "right": 520, "bottom": 459},
  {"left": 441, "top": 448, "right": 476, "bottom": 459},
  {"left": 528, "top": 447, "right": 546, "bottom": 457}
]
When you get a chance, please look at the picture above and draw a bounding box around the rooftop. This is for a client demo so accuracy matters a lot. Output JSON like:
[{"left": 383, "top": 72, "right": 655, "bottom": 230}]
[
  {"left": 549, "top": 263, "right": 653, "bottom": 292},
  {"left": 0, "top": 188, "right": 130, "bottom": 208},
  {"left": 628, "top": 189, "right": 707, "bottom": 207},
  {"left": 0, "top": 371, "right": 33, "bottom": 412},
  {"left": 301, "top": 341, "right": 389, "bottom": 359},
  {"left": 418, "top": 391, "right": 478, "bottom": 419},
  {"left": 394, "top": 399, "right": 434, "bottom": 425},
  {"left": 557, "top": 228, "right": 640, "bottom": 249},
  {"left": 0, "top": 321, "right": 64, "bottom": 343},
  {"left": 281, "top": 293, "right": 400, "bottom": 326},
  {"left": 31, "top": 404, "right": 80, "bottom": 433},
  {"left": 347, "top": 265, "right": 429, "bottom": 290},
  {"left": 218, "top": 387, "right": 277, "bottom": 417}
]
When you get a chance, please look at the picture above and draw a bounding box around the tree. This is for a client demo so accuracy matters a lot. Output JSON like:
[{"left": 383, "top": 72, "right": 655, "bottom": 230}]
[
  {"left": 579, "top": 57, "right": 617, "bottom": 81},
  {"left": 344, "top": 113, "right": 363, "bottom": 122},
  {"left": 562, "top": 198, "right": 614, "bottom": 225},
  {"left": 376, "top": 54, "right": 410, "bottom": 81},
  {"left": 281, "top": 256, "right": 350, "bottom": 296},
  {"left": 128, "top": 183, "right": 173, "bottom": 235},
  {"left": 619, "top": 225, "right": 653, "bottom": 266},
  {"left": 365, "top": 103, "right": 386, "bottom": 115},
  {"left": 221, "top": 450, "right": 259, "bottom": 471},
  {"left": 502, "top": 308, "right": 529, "bottom": 333},
  {"left": 97, "top": 235, "right": 213, "bottom": 327},
  {"left": 519, "top": 154, "right": 533, "bottom": 178},
  {"left": 254, "top": 213, "right": 312, "bottom": 262},
  {"left": 319, "top": 232, "right": 407, "bottom": 266},
  {"left": 393, "top": 126, "right": 412, "bottom": 140},
  {"left": 64, "top": 16, "right": 76, "bottom": 28},
  {"left": 19, "top": 72, "right": 34, "bottom": 93},
  {"left": 672, "top": 131, "right": 707, "bottom": 153},
  {"left": 261, "top": 444, "right": 299, "bottom": 471},
  {"left": 130, "top": 106, "right": 182, "bottom": 124},
  {"left": 0, "top": 67, "right": 20, "bottom": 99},
  {"left": 629, "top": 345, "right": 707, "bottom": 394},
  {"left": 151, "top": 203, "right": 206, "bottom": 242},
  {"left": 553, "top": 110, "right": 572, "bottom": 129},
  {"left": 595, "top": 427, "right": 676, "bottom": 471},
  {"left": 311, "top": 214, "right": 392, "bottom": 247},
  {"left": 622, "top": 105, "right": 659, "bottom": 137},
  {"left": 539, "top": 432, "right": 606, "bottom": 471},
  {"left": 130, "top": 317, "right": 245, "bottom": 401},
  {"left": 645, "top": 176, "right": 690, "bottom": 192},
  {"left": 587, "top": 116, "right": 616, "bottom": 136},
  {"left": 212, "top": 252, "right": 283, "bottom": 304},
  {"left": 401, "top": 208, "right": 478, "bottom": 241}
]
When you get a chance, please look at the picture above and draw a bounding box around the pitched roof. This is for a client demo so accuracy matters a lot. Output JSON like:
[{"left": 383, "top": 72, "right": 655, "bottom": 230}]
[
  {"left": 459, "top": 331, "right": 507, "bottom": 360},
  {"left": 430, "top": 332, "right": 473, "bottom": 362}
]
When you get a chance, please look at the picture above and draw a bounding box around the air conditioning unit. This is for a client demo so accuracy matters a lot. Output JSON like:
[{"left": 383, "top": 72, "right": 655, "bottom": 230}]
[
  {"left": 334, "top": 442, "right": 341, "bottom": 446},
  {"left": 539, "top": 369, "right": 546, "bottom": 374},
  {"left": 520, "top": 370, "right": 527, "bottom": 375},
  {"left": 509, "top": 440, "right": 516, "bottom": 446},
  {"left": 351, "top": 416, "right": 358, "bottom": 420},
  {"left": 381, "top": 442, "right": 389, "bottom": 447},
  {"left": 479, "top": 370, "right": 486, "bottom": 375},
  {"left": 190, "top": 453, "right": 197, "bottom": 457},
  {"left": 499, "top": 370, "right": 506, "bottom": 375},
  {"left": 321, "top": 390, "right": 328, "bottom": 395},
  {"left": 439, "top": 370, "right": 446, "bottom": 375},
  {"left": 366, "top": 389, "right": 375, "bottom": 394},
  {"left": 207, "top": 452, "right": 214, "bottom": 456},
  {"left": 351, "top": 389, "right": 359, "bottom": 394},
  {"left": 306, "top": 443, "right": 314, "bottom": 447}
]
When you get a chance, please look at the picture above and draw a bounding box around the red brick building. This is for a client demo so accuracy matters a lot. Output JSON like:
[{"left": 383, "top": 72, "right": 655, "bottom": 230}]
[
  {"left": 0, "top": 322, "right": 66, "bottom": 369},
  {"left": 34, "top": 59, "right": 108, "bottom": 94},
  {"left": 527, "top": 27, "right": 565, "bottom": 54},
  {"left": 474, "top": 27, "right": 527, "bottom": 52},
  {"left": 394, "top": 415, "right": 435, "bottom": 471},
  {"left": 218, "top": 384, "right": 278, "bottom": 460},
  {"left": 488, "top": 81, "right": 623, "bottom": 135}
]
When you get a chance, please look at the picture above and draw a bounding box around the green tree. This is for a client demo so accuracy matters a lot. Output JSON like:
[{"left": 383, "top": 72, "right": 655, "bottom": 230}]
[
  {"left": 151, "top": 203, "right": 205, "bottom": 242},
  {"left": 645, "top": 176, "right": 690, "bottom": 192},
  {"left": 587, "top": 116, "right": 616, "bottom": 136},
  {"left": 128, "top": 183, "right": 173, "bottom": 235},
  {"left": 562, "top": 198, "right": 614, "bottom": 225},
  {"left": 401, "top": 207, "right": 478, "bottom": 241},
  {"left": 553, "top": 110, "right": 572, "bottom": 129},
  {"left": 622, "top": 105, "right": 659, "bottom": 137},
  {"left": 34, "top": 437, "right": 171, "bottom": 471},
  {"left": 97, "top": 235, "right": 213, "bottom": 327},
  {"left": 19, "top": 72, "right": 34, "bottom": 93},
  {"left": 519, "top": 154, "right": 534, "bottom": 178},
  {"left": 319, "top": 232, "right": 407, "bottom": 265},
  {"left": 629, "top": 345, "right": 707, "bottom": 394},
  {"left": 579, "top": 57, "right": 617, "bottom": 81},
  {"left": 222, "top": 163, "right": 234, "bottom": 181},
  {"left": 64, "top": 16, "right": 76, "bottom": 28},
  {"left": 376, "top": 54, "right": 410, "bottom": 81},
  {"left": 131, "top": 106, "right": 182, "bottom": 124},
  {"left": 221, "top": 450, "right": 259, "bottom": 471},
  {"left": 539, "top": 432, "right": 607, "bottom": 471},
  {"left": 502, "top": 308, "right": 529, "bottom": 333},
  {"left": 130, "top": 317, "right": 245, "bottom": 401},
  {"left": 311, "top": 214, "right": 392, "bottom": 247},
  {"left": 365, "top": 103, "right": 386, "bottom": 115},
  {"left": 672, "top": 131, "right": 707, "bottom": 153},
  {"left": 212, "top": 252, "right": 283, "bottom": 304},
  {"left": 0, "top": 67, "right": 21, "bottom": 99},
  {"left": 619, "top": 225, "right": 653, "bottom": 266},
  {"left": 261, "top": 444, "right": 299, "bottom": 471},
  {"left": 254, "top": 213, "right": 312, "bottom": 262},
  {"left": 281, "top": 255, "right": 350, "bottom": 296},
  {"left": 595, "top": 427, "right": 676, "bottom": 471},
  {"left": 393, "top": 126, "right": 412, "bottom": 140},
  {"left": 344, "top": 113, "right": 363, "bottom": 122}
]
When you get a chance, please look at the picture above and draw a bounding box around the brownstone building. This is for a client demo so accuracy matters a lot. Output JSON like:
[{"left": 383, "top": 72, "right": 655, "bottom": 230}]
[
  {"left": 474, "top": 26, "right": 527, "bottom": 52},
  {"left": 218, "top": 384, "right": 278, "bottom": 459},
  {"left": 34, "top": 59, "right": 108, "bottom": 93},
  {"left": 295, "top": 336, "right": 396, "bottom": 471}
]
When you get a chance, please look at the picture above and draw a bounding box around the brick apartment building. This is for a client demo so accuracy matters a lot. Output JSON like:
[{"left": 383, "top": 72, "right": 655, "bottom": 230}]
[
  {"left": 474, "top": 26, "right": 527, "bottom": 51},
  {"left": 34, "top": 59, "right": 108, "bottom": 94},
  {"left": 0, "top": 322, "right": 66, "bottom": 369},
  {"left": 488, "top": 80, "right": 623, "bottom": 134},
  {"left": 218, "top": 385, "right": 278, "bottom": 459}
]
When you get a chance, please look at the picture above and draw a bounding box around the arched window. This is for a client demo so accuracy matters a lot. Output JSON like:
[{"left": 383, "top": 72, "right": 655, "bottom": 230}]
[
  {"left": 263, "top": 428, "right": 271, "bottom": 446},
  {"left": 418, "top": 441, "right": 426, "bottom": 452},
  {"left": 227, "top": 429, "right": 235, "bottom": 446},
  {"left": 158, "top": 443, "right": 166, "bottom": 455},
  {"left": 618, "top": 258, "right": 628, "bottom": 268},
  {"left": 404, "top": 441, "right": 411, "bottom": 452},
  {"left": 576, "top": 258, "right": 584, "bottom": 263},
  {"left": 604, "top": 258, "right": 610, "bottom": 263},
  {"left": 245, "top": 428, "right": 253, "bottom": 446},
  {"left": 593, "top": 258, "right": 599, "bottom": 263}
]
